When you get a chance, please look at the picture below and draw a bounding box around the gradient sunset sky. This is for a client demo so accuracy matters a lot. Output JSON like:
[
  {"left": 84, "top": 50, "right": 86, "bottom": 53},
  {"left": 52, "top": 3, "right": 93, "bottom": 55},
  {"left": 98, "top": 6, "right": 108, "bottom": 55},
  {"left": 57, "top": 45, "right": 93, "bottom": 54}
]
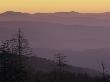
[{"left": 0, "top": 0, "right": 110, "bottom": 13}]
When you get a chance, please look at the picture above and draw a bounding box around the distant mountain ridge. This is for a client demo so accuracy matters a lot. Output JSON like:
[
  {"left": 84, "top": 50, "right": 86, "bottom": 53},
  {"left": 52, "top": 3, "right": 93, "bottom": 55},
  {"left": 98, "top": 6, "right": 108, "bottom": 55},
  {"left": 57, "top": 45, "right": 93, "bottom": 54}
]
[
  {"left": 0, "top": 11, "right": 110, "bottom": 26},
  {"left": 1, "top": 11, "right": 110, "bottom": 15},
  {"left": 0, "top": 11, "right": 30, "bottom": 16}
]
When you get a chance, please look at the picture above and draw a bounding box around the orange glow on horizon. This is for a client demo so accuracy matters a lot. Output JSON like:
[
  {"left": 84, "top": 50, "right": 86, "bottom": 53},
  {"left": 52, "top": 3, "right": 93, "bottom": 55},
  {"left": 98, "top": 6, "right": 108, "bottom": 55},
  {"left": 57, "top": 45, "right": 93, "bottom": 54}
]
[{"left": 0, "top": 0, "right": 110, "bottom": 13}]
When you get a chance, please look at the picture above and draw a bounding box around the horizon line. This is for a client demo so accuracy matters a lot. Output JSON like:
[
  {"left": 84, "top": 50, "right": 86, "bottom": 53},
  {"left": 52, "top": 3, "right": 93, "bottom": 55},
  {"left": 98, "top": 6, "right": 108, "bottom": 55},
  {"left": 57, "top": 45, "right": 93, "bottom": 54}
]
[{"left": 0, "top": 10, "right": 110, "bottom": 14}]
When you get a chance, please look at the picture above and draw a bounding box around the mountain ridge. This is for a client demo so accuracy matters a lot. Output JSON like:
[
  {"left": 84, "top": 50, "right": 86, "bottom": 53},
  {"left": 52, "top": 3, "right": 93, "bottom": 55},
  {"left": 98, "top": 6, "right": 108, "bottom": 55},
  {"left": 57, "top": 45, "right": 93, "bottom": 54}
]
[
  {"left": 1, "top": 11, "right": 110, "bottom": 15},
  {"left": 0, "top": 11, "right": 110, "bottom": 26}
]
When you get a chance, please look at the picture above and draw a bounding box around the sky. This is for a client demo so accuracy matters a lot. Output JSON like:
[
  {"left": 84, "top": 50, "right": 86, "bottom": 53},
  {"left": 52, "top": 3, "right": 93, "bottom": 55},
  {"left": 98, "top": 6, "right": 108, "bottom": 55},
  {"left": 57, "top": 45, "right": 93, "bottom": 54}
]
[{"left": 0, "top": 0, "right": 110, "bottom": 13}]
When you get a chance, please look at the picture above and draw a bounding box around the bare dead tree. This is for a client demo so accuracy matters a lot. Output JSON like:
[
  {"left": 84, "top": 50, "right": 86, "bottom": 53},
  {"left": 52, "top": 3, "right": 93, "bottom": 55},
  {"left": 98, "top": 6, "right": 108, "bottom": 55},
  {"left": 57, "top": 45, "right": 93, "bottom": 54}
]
[
  {"left": 0, "top": 28, "right": 32, "bottom": 82},
  {"left": 54, "top": 53, "right": 67, "bottom": 82},
  {"left": 0, "top": 28, "right": 32, "bottom": 56},
  {"left": 101, "top": 62, "right": 106, "bottom": 78},
  {"left": 54, "top": 53, "right": 67, "bottom": 72},
  {"left": 100, "top": 61, "right": 110, "bottom": 82}
]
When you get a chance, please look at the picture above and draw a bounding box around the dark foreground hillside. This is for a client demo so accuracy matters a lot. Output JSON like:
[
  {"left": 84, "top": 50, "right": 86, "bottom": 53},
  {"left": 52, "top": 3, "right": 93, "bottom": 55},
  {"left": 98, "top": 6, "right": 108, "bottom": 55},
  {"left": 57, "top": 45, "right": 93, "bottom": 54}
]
[
  {"left": 0, "top": 51, "right": 110, "bottom": 82},
  {"left": 0, "top": 28, "right": 110, "bottom": 82},
  {"left": 28, "top": 56, "right": 101, "bottom": 77}
]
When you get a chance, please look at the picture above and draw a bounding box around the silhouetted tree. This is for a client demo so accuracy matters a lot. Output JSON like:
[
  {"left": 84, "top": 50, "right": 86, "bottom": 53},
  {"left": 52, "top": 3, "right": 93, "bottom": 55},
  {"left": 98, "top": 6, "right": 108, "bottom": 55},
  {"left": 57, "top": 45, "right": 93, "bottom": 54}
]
[
  {"left": 54, "top": 53, "right": 67, "bottom": 72},
  {"left": 0, "top": 28, "right": 32, "bottom": 82},
  {"left": 0, "top": 28, "right": 31, "bottom": 56},
  {"left": 53, "top": 53, "right": 67, "bottom": 82},
  {"left": 100, "top": 61, "right": 110, "bottom": 82}
]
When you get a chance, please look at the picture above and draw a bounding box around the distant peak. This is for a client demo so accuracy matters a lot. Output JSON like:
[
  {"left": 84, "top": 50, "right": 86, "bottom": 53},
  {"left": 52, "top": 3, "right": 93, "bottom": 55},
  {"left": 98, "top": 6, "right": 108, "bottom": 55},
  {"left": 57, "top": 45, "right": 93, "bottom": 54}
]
[
  {"left": 104, "top": 12, "right": 110, "bottom": 14},
  {"left": 55, "top": 11, "right": 79, "bottom": 14},
  {"left": 70, "top": 11, "right": 79, "bottom": 13},
  {"left": 1, "top": 11, "right": 30, "bottom": 16}
]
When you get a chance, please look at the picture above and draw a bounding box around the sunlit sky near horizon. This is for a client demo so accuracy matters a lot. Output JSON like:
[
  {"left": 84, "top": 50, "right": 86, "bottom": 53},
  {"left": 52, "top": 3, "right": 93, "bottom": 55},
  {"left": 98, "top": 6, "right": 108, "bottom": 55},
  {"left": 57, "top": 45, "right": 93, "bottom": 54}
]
[{"left": 0, "top": 0, "right": 110, "bottom": 13}]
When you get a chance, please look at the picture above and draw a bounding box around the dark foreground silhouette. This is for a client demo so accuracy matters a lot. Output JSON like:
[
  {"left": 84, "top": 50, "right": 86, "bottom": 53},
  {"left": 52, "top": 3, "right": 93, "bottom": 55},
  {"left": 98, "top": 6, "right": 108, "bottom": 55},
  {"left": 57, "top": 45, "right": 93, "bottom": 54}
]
[
  {"left": 0, "top": 50, "right": 110, "bottom": 82},
  {"left": 0, "top": 29, "right": 110, "bottom": 82}
]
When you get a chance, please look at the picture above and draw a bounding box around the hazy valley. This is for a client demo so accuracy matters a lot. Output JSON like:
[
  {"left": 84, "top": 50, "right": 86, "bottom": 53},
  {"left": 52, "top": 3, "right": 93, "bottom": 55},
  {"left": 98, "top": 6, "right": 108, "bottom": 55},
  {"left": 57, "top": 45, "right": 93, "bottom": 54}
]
[{"left": 0, "top": 11, "right": 110, "bottom": 73}]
